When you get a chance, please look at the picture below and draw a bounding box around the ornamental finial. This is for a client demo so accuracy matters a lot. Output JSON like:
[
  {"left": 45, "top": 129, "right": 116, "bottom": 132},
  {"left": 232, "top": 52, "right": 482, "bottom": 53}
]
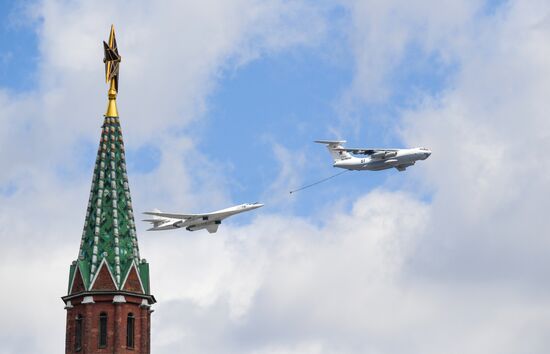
[{"left": 103, "top": 25, "right": 121, "bottom": 117}]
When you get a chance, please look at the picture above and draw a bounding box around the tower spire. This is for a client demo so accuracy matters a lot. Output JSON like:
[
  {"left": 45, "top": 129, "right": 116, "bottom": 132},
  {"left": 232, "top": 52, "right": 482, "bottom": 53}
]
[
  {"left": 63, "top": 26, "right": 154, "bottom": 354},
  {"left": 103, "top": 25, "right": 121, "bottom": 117}
]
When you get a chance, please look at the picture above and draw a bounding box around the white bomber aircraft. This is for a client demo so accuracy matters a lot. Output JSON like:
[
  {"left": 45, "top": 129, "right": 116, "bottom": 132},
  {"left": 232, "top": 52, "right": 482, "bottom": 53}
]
[
  {"left": 143, "top": 203, "right": 264, "bottom": 234},
  {"left": 315, "top": 140, "right": 431, "bottom": 172}
]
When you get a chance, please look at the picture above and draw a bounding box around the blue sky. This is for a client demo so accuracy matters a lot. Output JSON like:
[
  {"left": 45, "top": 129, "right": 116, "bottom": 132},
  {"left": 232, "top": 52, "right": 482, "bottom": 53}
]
[
  {"left": 0, "top": 2, "right": 39, "bottom": 92},
  {"left": 2, "top": 1, "right": 550, "bottom": 353},
  {"left": 0, "top": 1, "right": 444, "bottom": 215}
]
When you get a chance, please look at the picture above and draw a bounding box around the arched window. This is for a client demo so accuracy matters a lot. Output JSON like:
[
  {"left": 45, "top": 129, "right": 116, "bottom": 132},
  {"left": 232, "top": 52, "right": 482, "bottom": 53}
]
[
  {"left": 126, "top": 313, "right": 135, "bottom": 348},
  {"left": 75, "top": 314, "right": 83, "bottom": 352},
  {"left": 99, "top": 312, "right": 108, "bottom": 348}
]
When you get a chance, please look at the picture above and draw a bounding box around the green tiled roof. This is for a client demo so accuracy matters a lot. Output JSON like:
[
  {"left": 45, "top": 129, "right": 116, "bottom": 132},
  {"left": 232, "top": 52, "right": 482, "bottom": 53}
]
[{"left": 70, "top": 115, "right": 150, "bottom": 294}]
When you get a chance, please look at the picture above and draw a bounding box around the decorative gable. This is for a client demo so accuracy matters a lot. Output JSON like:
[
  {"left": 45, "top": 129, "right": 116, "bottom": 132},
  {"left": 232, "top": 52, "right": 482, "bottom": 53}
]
[
  {"left": 90, "top": 260, "right": 117, "bottom": 291},
  {"left": 122, "top": 263, "right": 144, "bottom": 294},
  {"left": 70, "top": 267, "right": 86, "bottom": 294}
]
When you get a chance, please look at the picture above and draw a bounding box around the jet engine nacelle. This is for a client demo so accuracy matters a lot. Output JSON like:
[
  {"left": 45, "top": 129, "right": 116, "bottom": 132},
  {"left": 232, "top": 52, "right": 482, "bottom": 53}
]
[
  {"left": 186, "top": 220, "right": 222, "bottom": 232},
  {"left": 384, "top": 159, "right": 399, "bottom": 166},
  {"left": 372, "top": 151, "right": 397, "bottom": 159}
]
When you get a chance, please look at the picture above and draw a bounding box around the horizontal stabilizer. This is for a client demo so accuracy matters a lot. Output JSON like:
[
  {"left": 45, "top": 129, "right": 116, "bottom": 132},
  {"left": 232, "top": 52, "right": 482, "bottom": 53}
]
[
  {"left": 142, "top": 216, "right": 166, "bottom": 229},
  {"left": 142, "top": 218, "right": 163, "bottom": 223},
  {"left": 315, "top": 139, "right": 352, "bottom": 162},
  {"left": 314, "top": 140, "right": 347, "bottom": 145}
]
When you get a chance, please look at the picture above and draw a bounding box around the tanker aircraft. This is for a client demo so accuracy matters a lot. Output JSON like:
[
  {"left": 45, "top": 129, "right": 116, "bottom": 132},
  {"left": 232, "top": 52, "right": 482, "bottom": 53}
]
[
  {"left": 143, "top": 203, "right": 263, "bottom": 234},
  {"left": 315, "top": 140, "right": 431, "bottom": 172}
]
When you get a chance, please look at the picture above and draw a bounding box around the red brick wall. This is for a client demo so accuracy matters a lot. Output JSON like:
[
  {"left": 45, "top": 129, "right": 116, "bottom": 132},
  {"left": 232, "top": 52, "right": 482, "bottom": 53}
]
[{"left": 65, "top": 294, "right": 152, "bottom": 354}]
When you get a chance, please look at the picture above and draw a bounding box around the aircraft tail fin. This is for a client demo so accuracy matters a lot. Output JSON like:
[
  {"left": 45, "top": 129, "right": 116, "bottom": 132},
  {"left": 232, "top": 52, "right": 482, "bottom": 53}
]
[
  {"left": 314, "top": 140, "right": 352, "bottom": 162},
  {"left": 142, "top": 209, "right": 165, "bottom": 228}
]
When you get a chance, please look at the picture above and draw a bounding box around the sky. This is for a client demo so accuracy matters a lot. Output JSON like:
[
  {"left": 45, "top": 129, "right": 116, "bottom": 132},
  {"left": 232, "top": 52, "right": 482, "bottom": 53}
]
[{"left": 1, "top": 0, "right": 550, "bottom": 353}]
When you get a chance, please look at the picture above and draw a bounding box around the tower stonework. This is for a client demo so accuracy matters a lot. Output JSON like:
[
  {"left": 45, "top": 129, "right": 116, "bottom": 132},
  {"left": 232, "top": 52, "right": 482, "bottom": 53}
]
[{"left": 62, "top": 27, "right": 155, "bottom": 354}]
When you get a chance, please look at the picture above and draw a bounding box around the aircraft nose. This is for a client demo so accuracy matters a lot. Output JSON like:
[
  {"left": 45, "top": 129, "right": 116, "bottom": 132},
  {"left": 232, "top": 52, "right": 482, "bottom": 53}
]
[{"left": 425, "top": 150, "right": 432, "bottom": 159}]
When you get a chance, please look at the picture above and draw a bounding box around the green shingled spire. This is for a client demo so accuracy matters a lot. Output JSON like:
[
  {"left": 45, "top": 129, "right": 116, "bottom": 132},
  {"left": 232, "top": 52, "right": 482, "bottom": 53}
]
[
  {"left": 67, "top": 26, "right": 150, "bottom": 296},
  {"left": 68, "top": 115, "right": 150, "bottom": 293}
]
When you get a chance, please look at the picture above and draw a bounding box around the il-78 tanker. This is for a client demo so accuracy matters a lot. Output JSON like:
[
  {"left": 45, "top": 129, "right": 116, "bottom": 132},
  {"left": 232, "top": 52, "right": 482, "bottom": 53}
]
[
  {"left": 315, "top": 140, "right": 431, "bottom": 172},
  {"left": 143, "top": 203, "right": 263, "bottom": 234}
]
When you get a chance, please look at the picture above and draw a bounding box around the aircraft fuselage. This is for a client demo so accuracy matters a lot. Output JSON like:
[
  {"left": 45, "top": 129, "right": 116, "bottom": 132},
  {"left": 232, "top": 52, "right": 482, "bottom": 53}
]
[
  {"left": 333, "top": 147, "right": 431, "bottom": 171},
  {"left": 146, "top": 203, "right": 264, "bottom": 233}
]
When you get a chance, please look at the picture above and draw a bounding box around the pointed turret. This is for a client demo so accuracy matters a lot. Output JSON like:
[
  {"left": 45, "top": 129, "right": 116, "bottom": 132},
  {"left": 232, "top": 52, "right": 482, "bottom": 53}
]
[
  {"left": 65, "top": 24, "right": 149, "bottom": 293},
  {"left": 68, "top": 114, "right": 149, "bottom": 292}
]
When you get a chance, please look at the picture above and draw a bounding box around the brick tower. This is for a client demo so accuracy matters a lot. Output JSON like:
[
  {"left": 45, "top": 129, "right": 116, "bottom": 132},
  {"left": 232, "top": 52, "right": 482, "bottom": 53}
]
[{"left": 62, "top": 26, "right": 155, "bottom": 354}]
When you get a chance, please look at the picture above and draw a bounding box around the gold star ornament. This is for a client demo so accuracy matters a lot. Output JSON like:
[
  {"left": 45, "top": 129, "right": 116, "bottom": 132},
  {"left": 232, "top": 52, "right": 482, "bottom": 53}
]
[{"left": 103, "top": 25, "right": 121, "bottom": 117}]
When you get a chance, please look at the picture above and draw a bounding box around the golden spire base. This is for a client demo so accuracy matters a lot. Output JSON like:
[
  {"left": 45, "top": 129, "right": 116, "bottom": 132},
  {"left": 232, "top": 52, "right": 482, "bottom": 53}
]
[{"left": 105, "top": 80, "right": 119, "bottom": 117}]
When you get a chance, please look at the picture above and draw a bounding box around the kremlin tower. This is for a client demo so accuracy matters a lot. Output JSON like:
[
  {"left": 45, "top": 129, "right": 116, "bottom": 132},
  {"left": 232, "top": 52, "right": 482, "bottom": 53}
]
[{"left": 62, "top": 26, "right": 155, "bottom": 354}]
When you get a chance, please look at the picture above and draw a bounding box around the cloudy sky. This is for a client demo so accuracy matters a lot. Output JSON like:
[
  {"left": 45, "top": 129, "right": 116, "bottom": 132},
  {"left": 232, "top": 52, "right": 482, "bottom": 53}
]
[{"left": 1, "top": 0, "right": 550, "bottom": 353}]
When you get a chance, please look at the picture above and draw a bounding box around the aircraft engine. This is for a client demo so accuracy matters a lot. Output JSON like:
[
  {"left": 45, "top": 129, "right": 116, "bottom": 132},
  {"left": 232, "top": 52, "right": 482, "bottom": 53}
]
[
  {"left": 174, "top": 220, "right": 183, "bottom": 228},
  {"left": 384, "top": 151, "right": 397, "bottom": 158},
  {"left": 384, "top": 159, "right": 399, "bottom": 165},
  {"left": 186, "top": 220, "right": 220, "bottom": 232},
  {"left": 371, "top": 151, "right": 385, "bottom": 158}
]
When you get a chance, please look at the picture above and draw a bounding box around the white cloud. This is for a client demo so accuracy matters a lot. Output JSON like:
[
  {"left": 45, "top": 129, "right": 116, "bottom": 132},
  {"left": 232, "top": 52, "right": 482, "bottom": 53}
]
[
  {"left": 148, "top": 190, "right": 430, "bottom": 353},
  {"left": 398, "top": 0, "right": 550, "bottom": 280},
  {"left": 251, "top": 341, "right": 324, "bottom": 354},
  {"left": 2, "top": 1, "right": 550, "bottom": 353},
  {"left": 342, "top": 0, "right": 479, "bottom": 103},
  {"left": 263, "top": 142, "right": 308, "bottom": 206},
  {"left": 0, "top": 0, "right": 327, "bottom": 353},
  {"left": 143, "top": 1, "right": 550, "bottom": 353}
]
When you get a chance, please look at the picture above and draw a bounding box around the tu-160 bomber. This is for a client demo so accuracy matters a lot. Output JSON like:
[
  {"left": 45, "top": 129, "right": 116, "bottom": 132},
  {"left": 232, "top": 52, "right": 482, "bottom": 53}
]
[
  {"left": 315, "top": 140, "right": 431, "bottom": 172},
  {"left": 143, "top": 203, "right": 264, "bottom": 234}
]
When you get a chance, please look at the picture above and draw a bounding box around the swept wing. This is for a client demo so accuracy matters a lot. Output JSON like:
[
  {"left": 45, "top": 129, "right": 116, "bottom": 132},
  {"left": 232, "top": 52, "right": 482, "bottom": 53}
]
[
  {"left": 143, "top": 211, "right": 204, "bottom": 220},
  {"left": 334, "top": 147, "right": 399, "bottom": 155}
]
